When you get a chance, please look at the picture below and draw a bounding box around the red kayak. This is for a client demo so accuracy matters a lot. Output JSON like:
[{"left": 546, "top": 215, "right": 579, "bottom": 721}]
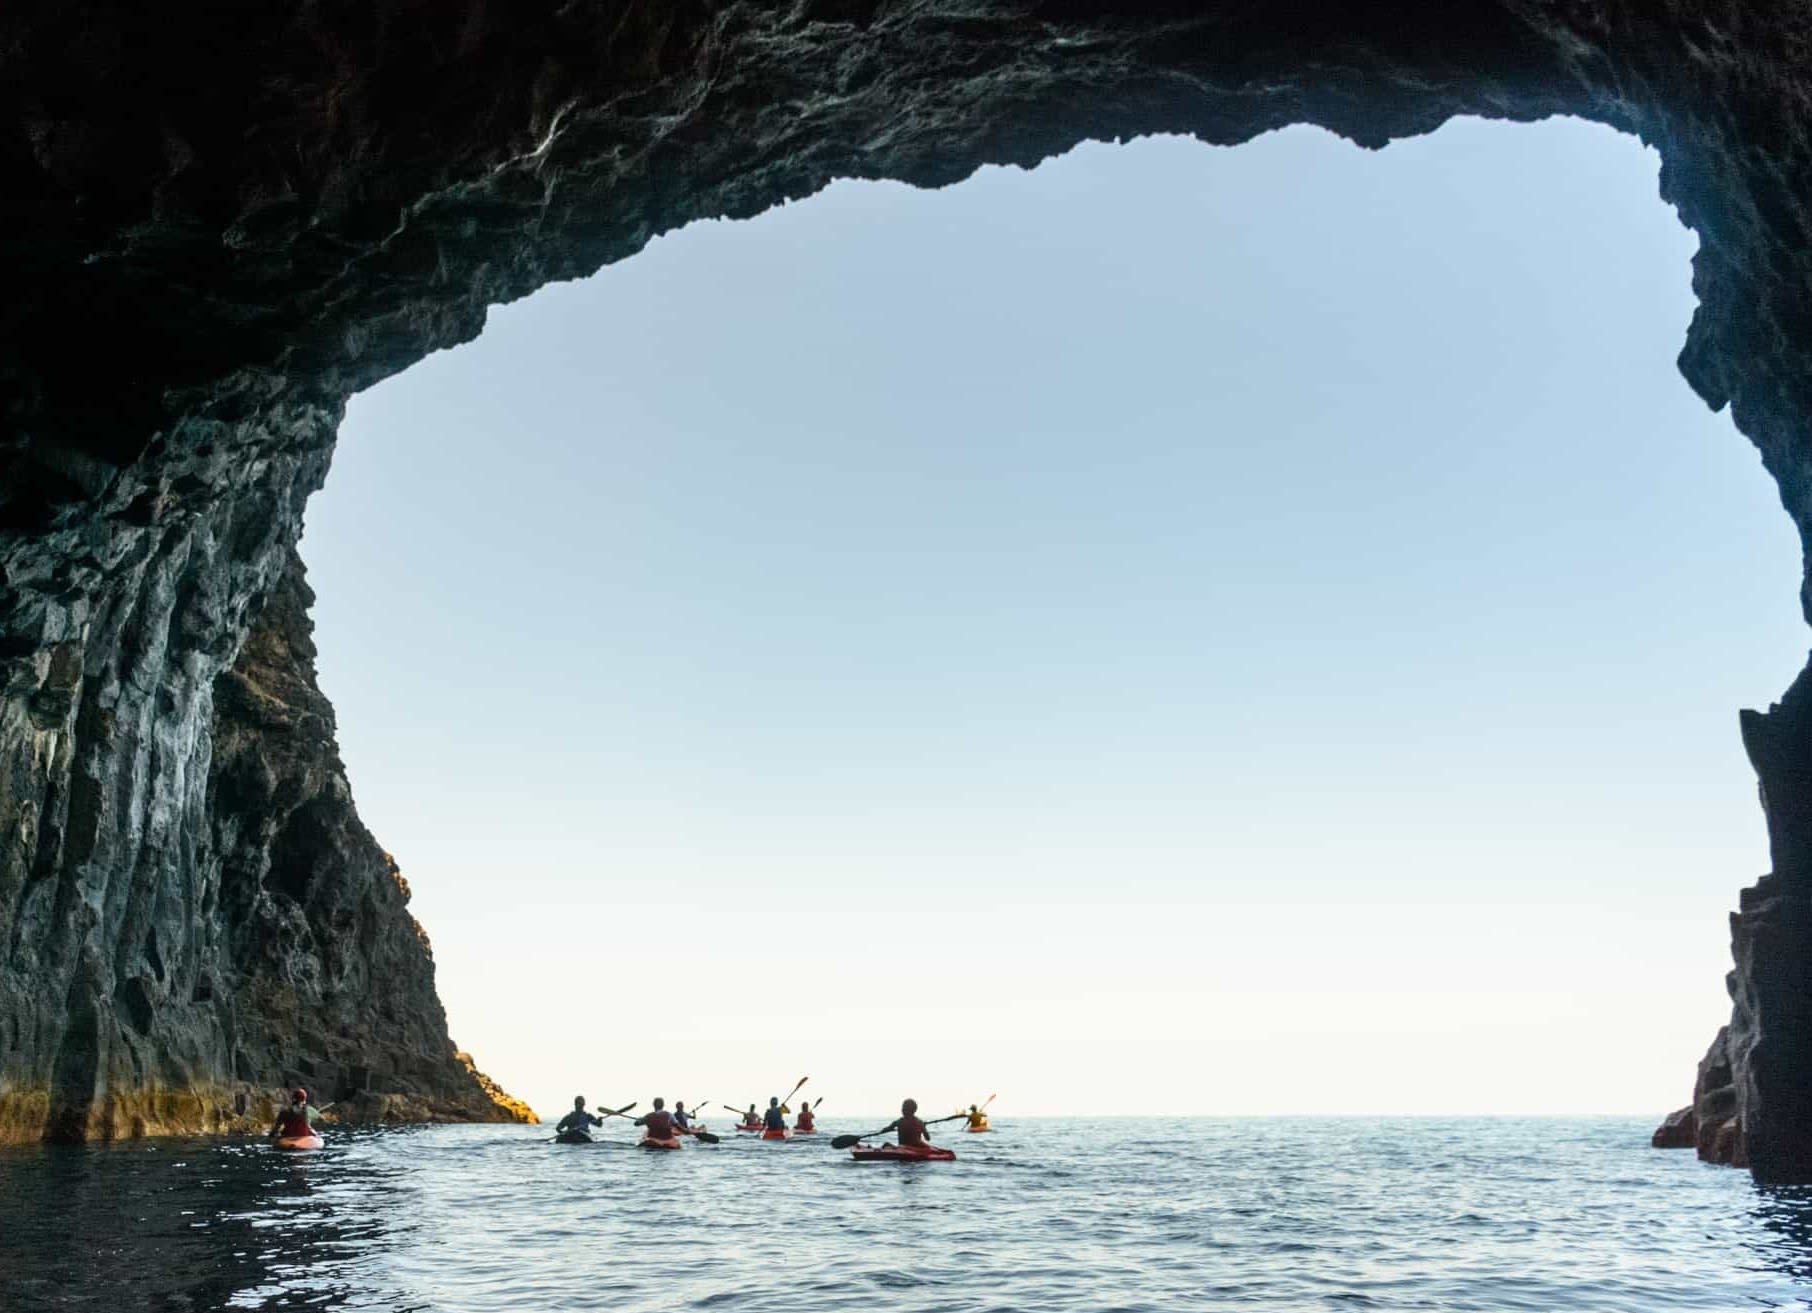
[
  {"left": 639, "top": 1136, "right": 684, "bottom": 1151},
  {"left": 735, "top": 1124, "right": 763, "bottom": 1133},
  {"left": 761, "top": 1127, "right": 792, "bottom": 1141},
  {"left": 274, "top": 1134, "right": 325, "bottom": 1152},
  {"left": 851, "top": 1143, "right": 955, "bottom": 1163}
]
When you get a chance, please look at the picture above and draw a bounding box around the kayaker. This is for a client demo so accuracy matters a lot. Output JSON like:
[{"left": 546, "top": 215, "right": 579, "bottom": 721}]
[
  {"left": 555, "top": 1095, "right": 604, "bottom": 1139},
  {"left": 742, "top": 1104, "right": 761, "bottom": 1129},
  {"left": 881, "top": 1098, "right": 931, "bottom": 1148},
  {"left": 635, "top": 1097, "right": 678, "bottom": 1139},
  {"left": 796, "top": 1102, "right": 816, "bottom": 1133},
  {"left": 269, "top": 1087, "right": 320, "bottom": 1140},
  {"left": 966, "top": 1104, "right": 988, "bottom": 1130},
  {"left": 763, "top": 1097, "right": 787, "bottom": 1132},
  {"left": 672, "top": 1100, "right": 694, "bottom": 1132}
]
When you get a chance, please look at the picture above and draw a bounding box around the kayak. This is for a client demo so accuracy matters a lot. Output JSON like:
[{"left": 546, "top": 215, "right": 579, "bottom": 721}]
[
  {"left": 678, "top": 1123, "right": 708, "bottom": 1136},
  {"left": 639, "top": 1136, "right": 684, "bottom": 1151},
  {"left": 794, "top": 1126, "right": 818, "bottom": 1135},
  {"left": 735, "top": 1124, "right": 764, "bottom": 1133},
  {"left": 851, "top": 1143, "right": 955, "bottom": 1163},
  {"left": 761, "top": 1127, "right": 792, "bottom": 1141},
  {"left": 554, "top": 1130, "right": 593, "bottom": 1144},
  {"left": 274, "top": 1134, "right": 325, "bottom": 1152},
  {"left": 965, "top": 1122, "right": 991, "bottom": 1133}
]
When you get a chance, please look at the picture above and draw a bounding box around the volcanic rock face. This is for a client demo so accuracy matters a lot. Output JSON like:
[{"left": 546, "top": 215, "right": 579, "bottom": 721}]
[
  {"left": 1, "top": 536, "right": 532, "bottom": 1140},
  {"left": 4, "top": 3, "right": 1812, "bottom": 1172}
]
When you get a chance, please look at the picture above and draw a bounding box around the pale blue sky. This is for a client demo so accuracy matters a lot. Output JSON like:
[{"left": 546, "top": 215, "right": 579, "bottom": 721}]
[{"left": 302, "top": 117, "right": 1806, "bottom": 1118}]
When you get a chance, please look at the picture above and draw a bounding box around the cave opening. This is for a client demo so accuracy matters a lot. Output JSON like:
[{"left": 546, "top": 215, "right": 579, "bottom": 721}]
[{"left": 297, "top": 117, "right": 1802, "bottom": 1120}]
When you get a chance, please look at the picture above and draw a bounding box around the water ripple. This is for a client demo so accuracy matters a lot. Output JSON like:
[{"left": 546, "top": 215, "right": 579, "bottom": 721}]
[{"left": 2, "top": 1118, "right": 1810, "bottom": 1310}]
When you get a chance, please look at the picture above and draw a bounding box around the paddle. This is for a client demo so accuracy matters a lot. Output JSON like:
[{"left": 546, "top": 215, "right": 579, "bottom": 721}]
[
  {"left": 723, "top": 1100, "right": 761, "bottom": 1126},
  {"left": 778, "top": 1075, "right": 808, "bottom": 1115},
  {"left": 831, "top": 1113, "right": 965, "bottom": 1151},
  {"left": 547, "top": 1100, "right": 636, "bottom": 1142},
  {"left": 669, "top": 1099, "right": 719, "bottom": 1142}
]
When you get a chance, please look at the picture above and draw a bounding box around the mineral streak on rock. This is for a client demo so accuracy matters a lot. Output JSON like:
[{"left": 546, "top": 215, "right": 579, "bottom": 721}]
[{"left": 3, "top": 3, "right": 1812, "bottom": 1173}]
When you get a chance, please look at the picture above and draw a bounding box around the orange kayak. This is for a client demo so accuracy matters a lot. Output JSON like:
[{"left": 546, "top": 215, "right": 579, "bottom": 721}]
[
  {"left": 639, "top": 1136, "right": 684, "bottom": 1150},
  {"left": 274, "top": 1134, "right": 324, "bottom": 1152},
  {"left": 965, "top": 1123, "right": 991, "bottom": 1133},
  {"left": 851, "top": 1143, "right": 955, "bottom": 1163},
  {"left": 761, "top": 1127, "right": 792, "bottom": 1141}
]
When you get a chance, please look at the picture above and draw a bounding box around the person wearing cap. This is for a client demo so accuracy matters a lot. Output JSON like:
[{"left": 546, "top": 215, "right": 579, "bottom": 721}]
[{"left": 269, "top": 1087, "right": 321, "bottom": 1140}]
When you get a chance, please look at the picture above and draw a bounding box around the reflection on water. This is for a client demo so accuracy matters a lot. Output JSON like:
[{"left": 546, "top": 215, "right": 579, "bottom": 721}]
[
  {"left": 1752, "top": 1184, "right": 1812, "bottom": 1288},
  {"left": 1, "top": 1128, "right": 421, "bottom": 1311},
  {"left": 2, "top": 1119, "right": 1810, "bottom": 1311}
]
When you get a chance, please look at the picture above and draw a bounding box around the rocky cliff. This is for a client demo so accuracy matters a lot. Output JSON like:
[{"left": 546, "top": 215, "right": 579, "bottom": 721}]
[
  {"left": 4, "top": 2, "right": 1812, "bottom": 1172},
  {"left": 1, "top": 537, "right": 532, "bottom": 1140}
]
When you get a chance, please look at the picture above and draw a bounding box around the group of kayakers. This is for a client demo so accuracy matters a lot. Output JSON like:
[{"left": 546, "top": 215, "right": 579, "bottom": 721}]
[
  {"left": 553, "top": 1095, "right": 705, "bottom": 1145},
  {"left": 270, "top": 1081, "right": 994, "bottom": 1156},
  {"left": 546, "top": 1092, "right": 950, "bottom": 1150},
  {"left": 734, "top": 1095, "right": 817, "bottom": 1136}
]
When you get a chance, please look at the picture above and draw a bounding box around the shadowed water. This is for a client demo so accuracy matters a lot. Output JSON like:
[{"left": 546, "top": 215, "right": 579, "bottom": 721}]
[{"left": 3, "top": 1118, "right": 1810, "bottom": 1311}]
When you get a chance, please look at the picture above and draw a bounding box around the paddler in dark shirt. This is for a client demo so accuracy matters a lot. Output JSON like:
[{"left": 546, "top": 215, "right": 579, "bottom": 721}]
[
  {"left": 672, "top": 1101, "right": 694, "bottom": 1132},
  {"left": 269, "top": 1087, "right": 320, "bottom": 1139},
  {"left": 555, "top": 1095, "right": 603, "bottom": 1139},
  {"left": 881, "top": 1098, "right": 930, "bottom": 1148},
  {"left": 636, "top": 1097, "right": 677, "bottom": 1139},
  {"left": 763, "top": 1097, "right": 787, "bottom": 1132}
]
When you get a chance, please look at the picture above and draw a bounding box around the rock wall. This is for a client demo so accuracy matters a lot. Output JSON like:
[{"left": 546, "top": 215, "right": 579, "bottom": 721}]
[
  {"left": 5, "top": 2, "right": 1812, "bottom": 1172},
  {"left": 208, "top": 548, "right": 533, "bottom": 1128},
  {"left": 1, "top": 528, "right": 532, "bottom": 1140}
]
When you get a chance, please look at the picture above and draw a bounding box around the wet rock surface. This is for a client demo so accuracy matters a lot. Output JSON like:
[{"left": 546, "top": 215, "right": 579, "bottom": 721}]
[{"left": 3, "top": 3, "right": 1812, "bottom": 1171}]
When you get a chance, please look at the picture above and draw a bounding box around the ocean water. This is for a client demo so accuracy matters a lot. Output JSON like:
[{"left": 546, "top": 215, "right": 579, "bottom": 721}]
[{"left": 3, "top": 1117, "right": 1810, "bottom": 1311}]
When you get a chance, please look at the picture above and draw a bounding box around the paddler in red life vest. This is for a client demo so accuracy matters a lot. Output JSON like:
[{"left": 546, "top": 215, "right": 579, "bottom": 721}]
[
  {"left": 881, "top": 1098, "right": 930, "bottom": 1148},
  {"left": 795, "top": 1101, "right": 816, "bottom": 1133},
  {"left": 269, "top": 1087, "right": 320, "bottom": 1140},
  {"left": 635, "top": 1098, "right": 678, "bottom": 1140}
]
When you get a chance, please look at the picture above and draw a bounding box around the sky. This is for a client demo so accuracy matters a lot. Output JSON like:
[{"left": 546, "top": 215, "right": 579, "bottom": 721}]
[{"left": 300, "top": 116, "right": 1808, "bottom": 1121}]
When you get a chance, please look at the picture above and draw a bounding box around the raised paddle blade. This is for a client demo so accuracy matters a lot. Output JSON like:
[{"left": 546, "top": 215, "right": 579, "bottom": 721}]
[{"left": 605, "top": 1102, "right": 637, "bottom": 1119}]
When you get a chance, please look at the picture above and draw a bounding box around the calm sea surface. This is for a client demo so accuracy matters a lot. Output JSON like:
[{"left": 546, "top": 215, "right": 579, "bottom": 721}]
[{"left": 3, "top": 1117, "right": 1811, "bottom": 1311}]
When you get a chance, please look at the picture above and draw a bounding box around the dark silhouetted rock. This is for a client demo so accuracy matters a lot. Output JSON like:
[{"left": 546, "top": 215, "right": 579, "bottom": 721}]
[{"left": 1652, "top": 1106, "right": 1696, "bottom": 1149}]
